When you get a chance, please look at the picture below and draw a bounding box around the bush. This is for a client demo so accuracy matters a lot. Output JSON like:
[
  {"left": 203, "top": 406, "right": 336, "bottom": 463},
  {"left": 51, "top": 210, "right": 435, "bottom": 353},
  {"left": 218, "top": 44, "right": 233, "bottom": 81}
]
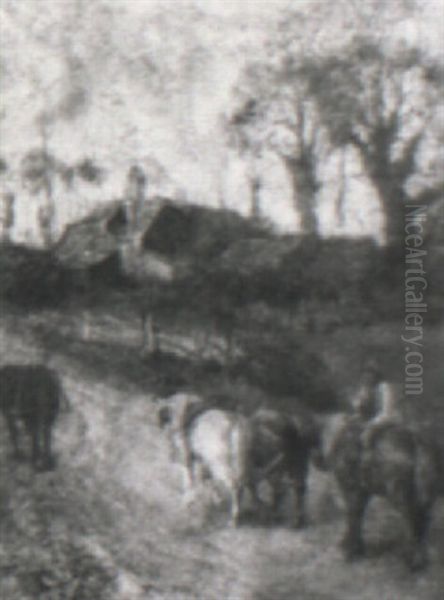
[
  {"left": 234, "top": 316, "right": 339, "bottom": 411},
  {"left": 76, "top": 159, "right": 103, "bottom": 184},
  {"left": 0, "top": 243, "right": 70, "bottom": 309},
  {"left": 0, "top": 156, "right": 8, "bottom": 174},
  {"left": 10, "top": 538, "right": 116, "bottom": 600}
]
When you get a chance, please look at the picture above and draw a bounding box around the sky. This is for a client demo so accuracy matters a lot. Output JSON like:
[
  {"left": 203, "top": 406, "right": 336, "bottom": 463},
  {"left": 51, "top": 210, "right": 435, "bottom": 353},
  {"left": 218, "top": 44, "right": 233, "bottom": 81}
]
[{"left": 0, "top": 0, "right": 443, "bottom": 243}]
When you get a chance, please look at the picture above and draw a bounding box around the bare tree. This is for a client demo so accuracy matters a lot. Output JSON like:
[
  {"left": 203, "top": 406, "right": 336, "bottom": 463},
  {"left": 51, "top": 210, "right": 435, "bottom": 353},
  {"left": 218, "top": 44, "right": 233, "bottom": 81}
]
[
  {"left": 0, "top": 192, "right": 15, "bottom": 241},
  {"left": 20, "top": 148, "right": 59, "bottom": 245},
  {"left": 226, "top": 7, "right": 337, "bottom": 233},
  {"left": 125, "top": 165, "right": 147, "bottom": 228},
  {"left": 301, "top": 36, "right": 444, "bottom": 248}
]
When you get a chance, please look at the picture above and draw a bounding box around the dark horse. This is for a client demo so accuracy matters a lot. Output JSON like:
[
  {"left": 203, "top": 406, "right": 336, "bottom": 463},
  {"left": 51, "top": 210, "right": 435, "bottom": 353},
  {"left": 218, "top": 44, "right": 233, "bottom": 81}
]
[
  {"left": 249, "top": 408, "right": 321, "bottom": 528},
  {"left": 318, "top": 414, "right": 439, "bottom": 570},
  {"left": 0, "top": 364, "right": 63, "bottom": 471}
]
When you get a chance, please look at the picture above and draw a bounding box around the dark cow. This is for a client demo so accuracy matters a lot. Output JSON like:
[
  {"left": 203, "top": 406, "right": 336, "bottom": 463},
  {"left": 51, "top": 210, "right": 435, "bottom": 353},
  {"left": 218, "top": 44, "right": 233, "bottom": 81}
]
[
  {"left": 0, "top": 364, "right": 63, "bottom": 471},
  {"left": 319, "top": 413, "right": 439, "bottom": 570},
  {"left": 249, "top": 408, "right": 321, "bottom": 528}
]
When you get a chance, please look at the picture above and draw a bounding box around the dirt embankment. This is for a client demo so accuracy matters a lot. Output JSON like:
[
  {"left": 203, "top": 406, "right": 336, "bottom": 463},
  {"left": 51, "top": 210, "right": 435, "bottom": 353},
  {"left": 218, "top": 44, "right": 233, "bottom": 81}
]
[{"left": 1, "top": 325, "right": 444, "bottom": 600}]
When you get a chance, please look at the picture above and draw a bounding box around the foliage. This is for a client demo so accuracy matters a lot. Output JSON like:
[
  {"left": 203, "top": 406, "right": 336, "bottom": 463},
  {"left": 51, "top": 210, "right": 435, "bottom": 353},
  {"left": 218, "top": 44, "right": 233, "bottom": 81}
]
[
  {"left": 301, "top": 36, "right": 444, "bottom": 244},
  {"left": 0, "top": 243, "right": 70, "bottom": 309},
  {"left": 1, "top": 192, "right": 15, "bottom": 235},
  {"left": 20, "top": 149, "right": 58, "bottom": 195},
  {"left": 228, "top": 56, "right": 323, "bottom": 231},
  {"left": 234, "top": 315, "right": 339, "bottom": 411},
  {"left": 76, "top": 158, "right": 104, "bottom": 184},
  {"left": 0, "top": 156, "right": 8, "bottom": 174},
  {"left": 59, "top": 165, "right": 76, "bottom": 189},
  {"left": 226, "top": 3, "right": 352, "bottom": 231},
  {"left": 228, "top": 2, "right": 443, "bottom": 241},
  {"left": 8, "top": 540, "right": 116, "bottom": 600},
  {"left": 283, "top": 236, "right": 381, "bottom": 301},
  {"left": 143, "top": 203, "right": 270, "bottom": 261}
]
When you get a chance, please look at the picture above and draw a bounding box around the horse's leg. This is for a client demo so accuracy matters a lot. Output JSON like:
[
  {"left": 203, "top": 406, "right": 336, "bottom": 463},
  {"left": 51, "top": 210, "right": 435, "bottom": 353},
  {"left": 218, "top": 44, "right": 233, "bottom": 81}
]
[
  {"left": 292, "top": 477, "right": 308, "bottom": 529},
  {"left": 341, "top": 490, "right": 369, "bottom": 561},
  {"left": 41, "top": 421, "right": 56, "bottom": 471},
  {"left": 403, "top": 502, "right": 432, "bottom": 571},
  {"left": 176, "top": 433, "right": 195, "bottom": 501},
  {"left": 268, "top": 472, "right": 287, "bottom": 525},
  {"left": 246, "top": 476, "right": 263, "bottom": 521},
  {"left": 32, "top": 429, "right": 40, "bottom": 469},
  {"left": 5, "top": 415, "right": 24, "bottom": 460},
  {"left": 229, "top": 483, "right": 242, "bottom": 527},
  {"left": 182, "top": 456, "right": 196, "bottom": 504},
  {"left": 27, "top": 418, "right": 42, "bottom": 470},
  {"left": 292, "top": 457, "right": 309, "bottom": 529}
]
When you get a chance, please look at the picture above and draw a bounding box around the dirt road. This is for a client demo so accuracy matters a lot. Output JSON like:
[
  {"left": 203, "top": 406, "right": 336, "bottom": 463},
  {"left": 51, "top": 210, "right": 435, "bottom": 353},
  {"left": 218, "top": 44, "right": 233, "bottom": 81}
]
[{"left": 1, "top": 327, "right": 443, "bottom": 599}]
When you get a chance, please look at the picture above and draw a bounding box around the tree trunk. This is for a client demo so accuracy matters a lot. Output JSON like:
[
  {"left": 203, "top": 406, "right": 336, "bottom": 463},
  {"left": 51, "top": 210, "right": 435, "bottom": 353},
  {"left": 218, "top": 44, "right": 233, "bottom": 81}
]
[
  {"left": 370, "top": 172, "right": 407, "bottom": 249},
  {"left": 371, "top": 176, "right": 410, "bottom": 306},
  {"left": 1, "top": 192, "right": 15, "bottom": 241},
  {"left": 283, "top": 156, "right": 318, "bottom": 234},
  {"left": 40, "top": 118, "right": 55, "bottom": 246},
  {"left": 250, "top": 176, "right": 262, "bottom": 219}
]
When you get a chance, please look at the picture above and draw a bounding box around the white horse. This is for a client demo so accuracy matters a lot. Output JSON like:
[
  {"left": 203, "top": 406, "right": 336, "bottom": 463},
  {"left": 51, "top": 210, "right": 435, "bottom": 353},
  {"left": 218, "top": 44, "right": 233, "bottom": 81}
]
[{"left": 158, "top": 393, "right": 252, "bottom": 526}]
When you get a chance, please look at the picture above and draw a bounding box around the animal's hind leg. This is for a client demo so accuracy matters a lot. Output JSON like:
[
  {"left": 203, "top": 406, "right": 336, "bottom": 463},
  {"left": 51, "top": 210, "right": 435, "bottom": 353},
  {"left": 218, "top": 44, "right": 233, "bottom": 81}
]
[
  {"left": 248, "top": 481, "right": 265, "bottom": 522},
  {"left": 29, "top": 422, "right": 42, "bottom": 470},
  {"left": 41, "top": 422, "right": 56, "bottom": 471},
  {"left": 404, "top": 503, "right": 432, "bottom": 571},
  {"left": 292, "top": 458, "right": 310, "bottom": 529},
  {"left": 267, "top": 473, "right": 286, "bottom": 525},
  {"left": 341, "top": 491, "right": 369, "bottom": 561},
  {"left": 5, "top": 416, "right": 24, "bottom": 461},
  {"left": 292, "top": 477, "right": 308, "bottom": 529},
  {"left": 229, "top": 484, "right": 242, "bottom": 528}
]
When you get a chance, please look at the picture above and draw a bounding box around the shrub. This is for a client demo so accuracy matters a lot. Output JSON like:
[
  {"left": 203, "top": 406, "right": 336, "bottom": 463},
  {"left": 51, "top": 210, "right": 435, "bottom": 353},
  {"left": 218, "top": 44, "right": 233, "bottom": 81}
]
[
  {"left": 0, "top": 156, "right": 8, "bottom": 174},
  {"left": 234, "top": 315, "right": 339, "bottom": 411},
  {"left": 0, "top": 243, "right": 70, "bottom": 309},
  {"left": 76, "top": 159, "right": 103, "bottom": 184}
]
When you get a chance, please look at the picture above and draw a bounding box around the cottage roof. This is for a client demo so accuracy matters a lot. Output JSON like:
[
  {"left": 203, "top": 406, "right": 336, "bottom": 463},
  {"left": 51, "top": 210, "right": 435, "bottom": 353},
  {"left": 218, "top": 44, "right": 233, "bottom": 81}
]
[
  {"left": 218, "top": 236, "right": 305, "bottom": 274},
  {"left": 55, "top": 197, "right": 269, "bottom": 270},
  {"left": 54, "top": 197, "right": 167, "bottom": 268}
]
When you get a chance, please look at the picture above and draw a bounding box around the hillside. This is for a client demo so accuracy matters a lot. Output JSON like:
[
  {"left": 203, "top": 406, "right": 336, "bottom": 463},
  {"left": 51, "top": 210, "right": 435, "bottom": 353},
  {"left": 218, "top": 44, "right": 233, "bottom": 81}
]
[{"left": 1, "top": 314, "right": 444, "bottom": 600}]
